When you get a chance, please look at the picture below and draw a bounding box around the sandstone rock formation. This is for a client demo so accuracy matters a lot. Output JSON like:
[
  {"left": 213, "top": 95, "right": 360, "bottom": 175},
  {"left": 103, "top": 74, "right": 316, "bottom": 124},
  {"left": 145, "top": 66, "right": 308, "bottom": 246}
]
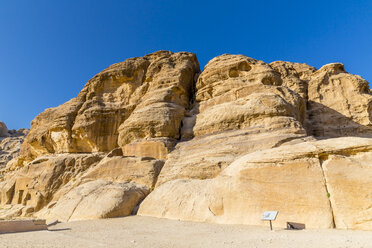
[
  {"left": 1, "top": 51, "right": 372, "bottom": 230},
  {"left": 270, "top": 61, "right": 316, "bottom": 98},
  {"left": 0, "top": 150, "right": 161, "bottom": 221},
  {"left": 81, "top": 155, "right": 164, "bottom": 189},
  {"left": 306, "top": 63, "right": 372, "bottom": 137},
  {"left": 157, "top": 55, "right": 308, "bottom": 185},
  {"left": 37, "top": 180, "right": 148, "bottom": 222},
  {"left": 0, "top": 122, "right": 8, "bottom": 137},
  {"left": 17, "top": 51, "right": 199, "bottom": 165},
  {"left": 139, "top": 137, "right": 372, "bottom": 230},
  {"left": 117, "top": 51, "right": 200, "bottom": 160},
  {"left": 0, "top": 122, "right": 29, "bottom": 172},
  {"left": 0, "top": 153, "right": 104, "bottom": 217}
]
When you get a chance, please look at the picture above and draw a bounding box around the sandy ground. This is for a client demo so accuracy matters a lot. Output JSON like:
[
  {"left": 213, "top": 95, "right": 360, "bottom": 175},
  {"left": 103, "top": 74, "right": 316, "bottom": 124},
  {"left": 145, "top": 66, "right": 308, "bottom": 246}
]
[{"left": 0, "top": 216, "right": 371, "bottom": 248}]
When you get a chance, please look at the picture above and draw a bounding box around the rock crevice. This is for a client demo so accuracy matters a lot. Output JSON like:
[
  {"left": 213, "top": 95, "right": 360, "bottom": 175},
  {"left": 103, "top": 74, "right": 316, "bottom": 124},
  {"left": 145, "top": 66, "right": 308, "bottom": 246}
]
[{"left": 318, "top": 154, "right": 336, "bottom": 228}]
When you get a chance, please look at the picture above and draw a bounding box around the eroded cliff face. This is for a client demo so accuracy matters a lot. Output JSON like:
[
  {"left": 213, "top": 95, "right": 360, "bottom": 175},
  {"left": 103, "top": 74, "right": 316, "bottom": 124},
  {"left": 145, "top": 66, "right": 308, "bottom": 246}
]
[
  {"left": 0, "top": 122, "right": 29, "bottom": 174},
  {"left": 307, "top": 63, "right": 372, "bottom": 137},
  {"left": 1, "top": 51, "right": 372, "bottom": 230},
  {"left": 157, "top": 54, "right": 308, "bottom": 185},
  {"left": 17, "top": 51, "right": 199, "bottom": 165},
  {"left": 139, "top": 137, "right": 372, "bottom": 230}
]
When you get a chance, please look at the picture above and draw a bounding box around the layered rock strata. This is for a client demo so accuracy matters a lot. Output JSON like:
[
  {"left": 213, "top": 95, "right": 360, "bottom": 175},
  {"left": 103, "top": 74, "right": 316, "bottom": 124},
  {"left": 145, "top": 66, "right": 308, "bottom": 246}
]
[
  {"left": 157, "top": 55, "right": 308, "bottom": 185},
  {"left": 1, "top": 51, "right": 372, "bottom": 230},
  {"left": 17, "top": 51, "right": 199, "bottom": 165}
]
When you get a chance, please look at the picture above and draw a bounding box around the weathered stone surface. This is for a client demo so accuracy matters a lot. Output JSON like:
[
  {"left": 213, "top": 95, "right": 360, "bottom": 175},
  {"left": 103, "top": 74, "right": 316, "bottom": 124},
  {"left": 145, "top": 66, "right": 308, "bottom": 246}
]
[
  {"left": 323, "top": 152, "right": 372, "bottom": 230},
  {"left": 0, "top": 122, "right": 8, "bottom": 137},
  {"left": 0, "top": 153, "right": 104, "bottom": 215},
  {"left": 0, "top": 152, "right": 160, "bottom": 220},
  {"left": 0, "top": 138, "right": 23, "bottom": 170},
  {"left": 122, "top": 138, "right": 176, "bottom": 160},
  {"left": 0, "top": 204, "right": 25, "bottom": 220},
  {"left": 117, "top": 51, "right": 200, "bottom": 159},
  {"left": 307, "top": 63, "right": 372, "bottom": 137},
  {"left": 270, "top": 61, "right": 316, "bottom": 98},
  {"left": 18, "top": 51, "right": 200, "bottom": 165},
  {"left": 2, "top": 51, "right": 372, "bottom": 230},
  {"left": 157, "top": 54, "right": 308, "bottom": 185},
  {"left": 82, "top": 155, "right": 164, "bottom": 189},
  {"left": 37, "top": 180, "right": 148, "bottom": 222},
  {"left": 0, "top": 124, "right": 29, "bottom": 172},
  {"left": 156, "top": 129, "right": 311, "bottom": 186},
  {"left": 192, "top": 55, "right": 306, "bottom": 137},
  {"left": 139, "top": 137, "right": 372, "bottom": 230}
]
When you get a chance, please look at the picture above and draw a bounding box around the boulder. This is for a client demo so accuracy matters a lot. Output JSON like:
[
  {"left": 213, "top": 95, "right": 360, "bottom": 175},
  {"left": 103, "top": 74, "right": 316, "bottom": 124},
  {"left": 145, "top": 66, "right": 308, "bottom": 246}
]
[{"left": 37, "top": 180, "right": 148, "bottom": 222}]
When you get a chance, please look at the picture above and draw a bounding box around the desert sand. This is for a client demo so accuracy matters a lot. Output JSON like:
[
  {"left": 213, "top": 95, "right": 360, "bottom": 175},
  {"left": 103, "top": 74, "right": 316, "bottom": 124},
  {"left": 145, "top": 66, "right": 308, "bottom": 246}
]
[{"left": 0, "top": 216, "right": 371, "bottom": 248}]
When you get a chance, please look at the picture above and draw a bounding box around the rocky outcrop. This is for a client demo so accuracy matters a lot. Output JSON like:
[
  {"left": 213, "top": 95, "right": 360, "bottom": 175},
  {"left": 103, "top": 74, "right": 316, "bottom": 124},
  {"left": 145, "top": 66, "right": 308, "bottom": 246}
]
[
  {"left": 0, "top": 122, "right": 29, "bottom": 172},
  {"left": 0, "top": 153, "right": 104, "bottom": 218},
  {"left": 139, "top": 137, "right": 372, "bottom": 230},
  {"left": 192, "top": 55, "right": 306, "bottom": 137},
  {"left": 1, "top": 51, "right": 200, "bottom": 221},
  {"left": 17, "top": 51, "right": 199, "bottom": 165},
  {"left": 118, "top": 52, "right": 200, "bottom": 159},
  {"left": 37, "top": 180, "right": 148, "bottom": 222},
  {"left": 156, "top": 130, "right": 312, "bottom": 186},
  {"left": 0, "top": 122, "right": 8, "bottom": 137},
  {"left": 306, "top": 63, "right": 372, "bottom": 137},
  {"left": 157, "top": 55, "right": 308, "bottom": 185},
  {"left": 270, "top": 61, "right": 316, "bottom": 98},
  {"left": 81, "top": 156, "right": 163, "bottom": 189},
  {"left": 1, "top": 51, "right": 372, "bottom": 230},
  {"left": 0, "top": 150, "right": 164, "bottom": 220}
]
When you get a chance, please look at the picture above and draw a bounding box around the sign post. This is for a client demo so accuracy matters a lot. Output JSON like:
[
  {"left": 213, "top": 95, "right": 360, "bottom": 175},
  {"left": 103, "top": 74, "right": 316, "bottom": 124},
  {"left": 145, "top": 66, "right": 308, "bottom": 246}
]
[{"left": 261, "top": 211, "right": 278, "bottom": 231}]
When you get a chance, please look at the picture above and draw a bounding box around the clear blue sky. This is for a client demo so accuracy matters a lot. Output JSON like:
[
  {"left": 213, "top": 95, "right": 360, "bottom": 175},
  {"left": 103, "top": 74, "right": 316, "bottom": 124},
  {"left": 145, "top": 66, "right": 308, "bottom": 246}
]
[{"left": 1, "top": 0, "right": 371, "bottom": 129}]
